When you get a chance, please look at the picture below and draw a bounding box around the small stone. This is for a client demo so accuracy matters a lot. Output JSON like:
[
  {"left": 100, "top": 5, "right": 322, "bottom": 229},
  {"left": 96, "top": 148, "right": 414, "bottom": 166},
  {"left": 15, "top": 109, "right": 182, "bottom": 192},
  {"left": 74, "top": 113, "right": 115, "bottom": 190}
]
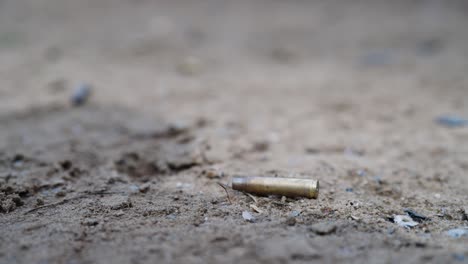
[
  {"left": 71, "top": 83, "right": 92, "bottom": 106},
  {"left": 374, "top": 176, "right": 383, "bottom": 185},
  {"left": 452, "top": 253, "right": 465, "bottom": 262},
  {"left": 350, "top": 215, "right": 360, "bottom": 221},
  {"left": 252, "top": 140, "right": 269, "bottom": 152},
  {"left": 357, "top": 170, "right": 366, "bottom": 177},
  {"left": 284, "top": 217, "right": 296, "bottom": 226},
  {"left": 13, "top": 161, "right": 23, "bottom": 168},
  {"left": 128, "top": 185, "right": 140, "bottom": 193},
  {"left": 176, "top": 182, "right": 192, "bottom": 189},
  {"left": 344, "top": 148, "right": 365, "bottom": 157},
  {"left": 10, "top": 194, "right": 23, "bottom": 206},
  {"left": 305, "top": 147, "right": 320, "bottom": 154},
  {"left": 113, "top": 210, "right": 125, "bottom": 217},
  {"left": 59, "top": 160, "right": 73, "bottom": 170},
  {"left": 202, "top": 169, "right": 223, "bottom": 179},
  {"left": 20, "top": 243, "right": 30, "bottom": 250},
  {"left": 460, "top": 209, "right": 468, "bottom": 221},
  {"left": 345, "top": 188, "right": 353, "bottom": 192},
  {"left": 289, "top": 210, "right": 301, "bottom": 217},
  {"left": 139, "top": 183, "right": 150, "bottom": 193},
  {"left": 36, "top": 198, "right": 44, "bottom": 206},
  {"left": 12, "top": 154, "right": 24, "bottom": 167},
  {"left": 309, "top": 222, "right": 337, "bottom": 235},
  {"left": 55, "top": 190, "right": 66, "bottom": 197},
  {"left": 393, "top": 215, "right": 418, "bottom": 228},
  {"left": 436, "top": 115, "right": 468, "bottom": 128},
  {"left": 82, "top": 219, "right": 99, "bottom": 226},
  {"left": 0, "top": 199, "right": 16, "bottom": 213},
  {"left": 109, "top": 197, "right": 133, "bottom": 210},
  {"left": 404, "top": 209, "right": 430, "bottom": 222},
  {"left": 446, "top": 228, "right": 468, "bottom": 238},
  {"left": 242, "top": 211, "right": 255, "bottom": 222},
  {"left": 12, "top": 154, "right": 24, "bottom": 162},
  {"left": 167, "top": 214, "right": 177, "bottom": 220}
]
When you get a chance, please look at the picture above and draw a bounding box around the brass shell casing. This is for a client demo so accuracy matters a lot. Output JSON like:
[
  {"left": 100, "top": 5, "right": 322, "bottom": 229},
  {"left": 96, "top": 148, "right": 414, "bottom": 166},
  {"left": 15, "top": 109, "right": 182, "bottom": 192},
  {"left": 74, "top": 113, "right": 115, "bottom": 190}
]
[{"left": 232, "top": 176, "right": 319, "bottom": 199}]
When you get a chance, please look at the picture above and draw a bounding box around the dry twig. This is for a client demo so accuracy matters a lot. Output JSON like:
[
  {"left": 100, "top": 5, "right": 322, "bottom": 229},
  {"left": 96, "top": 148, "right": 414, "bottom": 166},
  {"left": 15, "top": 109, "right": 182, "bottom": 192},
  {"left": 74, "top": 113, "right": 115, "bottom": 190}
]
[{"left": 217, "top": 183, "right": 232, "bottom": 204}]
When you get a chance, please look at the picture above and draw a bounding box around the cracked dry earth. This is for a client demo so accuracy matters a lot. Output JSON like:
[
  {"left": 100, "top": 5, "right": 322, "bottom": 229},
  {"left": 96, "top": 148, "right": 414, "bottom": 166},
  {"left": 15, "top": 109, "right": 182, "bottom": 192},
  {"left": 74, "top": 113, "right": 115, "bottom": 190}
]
[{"left": 1, "top": 0, "right": 468, "bottom": 263}]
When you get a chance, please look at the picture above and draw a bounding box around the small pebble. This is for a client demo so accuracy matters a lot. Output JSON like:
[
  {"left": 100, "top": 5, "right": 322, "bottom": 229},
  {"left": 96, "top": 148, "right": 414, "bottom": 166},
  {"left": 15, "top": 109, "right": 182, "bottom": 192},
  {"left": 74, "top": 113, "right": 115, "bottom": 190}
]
[
  {"left": 460, "top": 209, "right": 468, "bottom": 221},
  {"left": 446, "top": 228, "right": 468, "bottom": 238},
  {"left": 139, "top": 184, "right": 150, "bottom": 193},
  {"left": 252, "top": 140, "right": 270, "bottom": 152},
  {"left": 404, "top": 209, "right": 430, "bottom": 222},
  {"left": 12, "top": 154, "right": 24, "bottom": 167},
  {"left": 128, "top": 185, "right": 140, "bottom": 193},
  {"left": 36, "top": 198, "right": 44, "bottom": 206},
  {"left": 393, "top": 215, "right": 418, "bottom": 228},
  {"left": 356, "top": 170, "right": 366, "bottom": 177},
  {"left": 55, "top": 190, "right": 66, "bottom": 197},
  {"left": 13, "top": 160, "right": 23, "bottom": 168},
  {"left": 345, "top": 188, "right": 353, "bottom": 192},
  {"left": 1, "top": 199, "right": 16, "bottom": 212},
  {"left": 344, "top": 148, "right": 365, "bottom": 157},
  {"left": 309, "top": 222, "right": 337, "bottom": 235},
  {"left": 285, "top": 217, "right": 296, "bottom": 226},
  {"left": 242, "top": 211, "right": 255, "bottom": 222},
  {"left": 435, "top": 115, "right": 468, "bottom": 128},
  {"left": 113, "top": 210, "right": 125, "bottom": 217},
  {"left": 202, "top": 169, "right": 223, "bottom": 179},
  {"left": 20, "top": 243, "right": 30, "bottom": 250},
  {"left": 60, "top": 160, "right": 73, "bottom": 171},
  {"left": 452, "top": 253, "right": 465, "bottom": 262},
  {"left": 109, "top": 198, "right": 132, "bottom": 210},
  {"left": 374, "top": 176, "right": 383, "bottom": 185},
  {"left": 71, "top": 83, "right": 92, "bottom": 106},
  {"left": 289, "top": 210, "right": 301, "bottom": 217},
  {"left": 82, "top": 219, "right": 99, "bottom": 226},
  {"left": 176, "top": 182, "right": 192, "bottom": 189},
  {"left": 167, "top": 214, "right": 177, "bottom": 220}
]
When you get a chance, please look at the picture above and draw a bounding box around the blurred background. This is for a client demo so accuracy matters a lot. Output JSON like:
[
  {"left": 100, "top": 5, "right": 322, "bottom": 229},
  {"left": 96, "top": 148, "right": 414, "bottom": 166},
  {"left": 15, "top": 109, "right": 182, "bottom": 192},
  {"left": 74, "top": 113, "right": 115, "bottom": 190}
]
[
  {"left": 2, "top": 0, "right": 468, "bottom": 160},
  {"left": 1, "top": 0, "right": 467, "bottom": 117}
]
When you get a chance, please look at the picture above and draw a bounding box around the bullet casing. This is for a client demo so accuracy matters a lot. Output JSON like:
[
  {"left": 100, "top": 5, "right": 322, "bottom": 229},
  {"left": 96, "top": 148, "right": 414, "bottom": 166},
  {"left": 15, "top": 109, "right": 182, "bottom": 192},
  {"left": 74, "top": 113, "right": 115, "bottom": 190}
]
[{"left": 232, "top": 176, "right": 319, "bottom": 199}]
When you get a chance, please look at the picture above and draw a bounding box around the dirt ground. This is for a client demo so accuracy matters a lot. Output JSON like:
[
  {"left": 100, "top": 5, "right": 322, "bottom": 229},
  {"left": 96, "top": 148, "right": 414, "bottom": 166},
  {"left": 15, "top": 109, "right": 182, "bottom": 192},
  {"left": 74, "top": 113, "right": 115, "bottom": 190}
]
[{"left": 1, "top": 0, "right": 468, "bottom": 263}]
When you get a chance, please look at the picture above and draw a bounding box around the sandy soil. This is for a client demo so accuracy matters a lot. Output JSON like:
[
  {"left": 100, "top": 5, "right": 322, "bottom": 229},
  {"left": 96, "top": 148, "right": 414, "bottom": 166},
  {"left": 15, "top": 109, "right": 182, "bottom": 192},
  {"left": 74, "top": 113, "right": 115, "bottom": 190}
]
[{"left": 1, "top": 0, "right": 468, "bottom": 263}]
